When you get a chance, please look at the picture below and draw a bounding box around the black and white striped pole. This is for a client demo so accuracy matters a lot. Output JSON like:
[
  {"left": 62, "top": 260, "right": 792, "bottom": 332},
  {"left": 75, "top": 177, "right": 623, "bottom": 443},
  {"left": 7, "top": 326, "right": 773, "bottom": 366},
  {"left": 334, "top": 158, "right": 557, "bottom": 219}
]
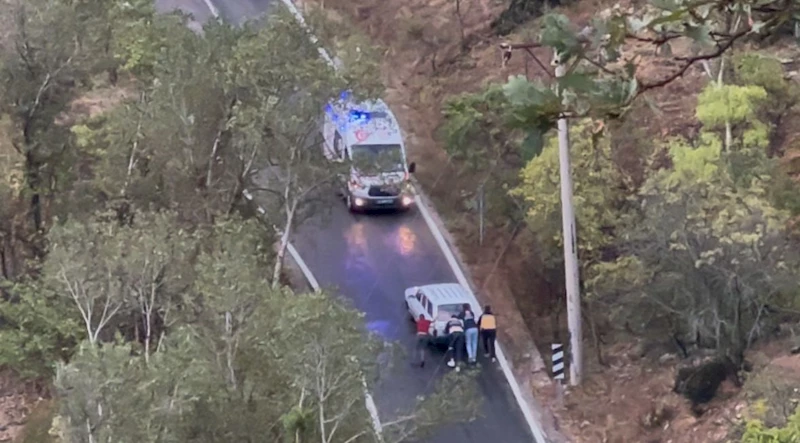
[
  {"left": 552, "top": 343, "right": 565, "bottom": 382},
  {"left": 552, "top": 342, "right": 566, "bottom": 406}
]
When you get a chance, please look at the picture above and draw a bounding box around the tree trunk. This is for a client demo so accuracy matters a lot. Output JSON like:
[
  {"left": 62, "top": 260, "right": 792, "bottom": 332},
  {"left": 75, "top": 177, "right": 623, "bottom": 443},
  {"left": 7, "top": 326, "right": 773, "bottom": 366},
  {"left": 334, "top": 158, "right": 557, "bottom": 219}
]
[
  {"left": 0, "top": 242, "right": 8, "bottom": 280},
  {"left": 205, "top": 130, "right": 223, "bottom": 189},
  {"left": 143, "top": 308, "right": 152, "bottom": 364},
  {"left": 224, "top": 311, "right": 237, "bottom": 389},
  {"left": 25, "top": 151, "right": 43, "bottom": 233},
  {"left": 271, "top": 206, "right": 296, "bottom": 290},
  {"left": 205, "top": 98, "right": 237, "bottom": 189}
]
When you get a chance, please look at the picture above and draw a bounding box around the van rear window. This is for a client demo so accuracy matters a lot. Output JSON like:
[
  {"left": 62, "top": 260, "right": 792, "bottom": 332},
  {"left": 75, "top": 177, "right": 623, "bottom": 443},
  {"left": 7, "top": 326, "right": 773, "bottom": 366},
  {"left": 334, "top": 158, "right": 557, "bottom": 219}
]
[{"left": 438, "top": 303, "right": 462, "bottom": 319}]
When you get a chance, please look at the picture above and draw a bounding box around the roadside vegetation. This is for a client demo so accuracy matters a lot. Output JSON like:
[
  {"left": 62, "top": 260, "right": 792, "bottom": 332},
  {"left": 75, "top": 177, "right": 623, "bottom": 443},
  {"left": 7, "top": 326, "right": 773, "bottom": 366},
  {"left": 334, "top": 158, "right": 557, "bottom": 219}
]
[
  {"left": 0, "top": 0, "right": 480, "bottom": 441},
  {"left": 303, "top": 0, "right": 800, "bottom": 440}
]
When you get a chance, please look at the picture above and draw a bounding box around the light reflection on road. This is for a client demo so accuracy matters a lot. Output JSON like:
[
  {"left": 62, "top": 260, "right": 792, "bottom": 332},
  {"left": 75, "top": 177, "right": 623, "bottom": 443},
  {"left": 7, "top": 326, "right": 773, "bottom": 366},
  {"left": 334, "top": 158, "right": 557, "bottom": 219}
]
[
  {"left": 345, "top": 222, "right": 368, "bottom": 253},
  {"left": 366, "top": 319, "right": 396, "bottom": 340},
  {"left": 393, "top": 225, "right": 417, "bottom": 257}
]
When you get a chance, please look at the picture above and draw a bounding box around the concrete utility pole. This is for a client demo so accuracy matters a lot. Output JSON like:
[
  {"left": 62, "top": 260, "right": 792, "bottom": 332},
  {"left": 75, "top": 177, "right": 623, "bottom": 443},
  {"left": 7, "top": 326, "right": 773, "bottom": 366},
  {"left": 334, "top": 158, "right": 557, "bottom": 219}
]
[
  {"left": 553, "top": 53, "right": 582, "bottom": 386},
  {"left": 500, "top": 42, "right": 583, "bottom": 385}
]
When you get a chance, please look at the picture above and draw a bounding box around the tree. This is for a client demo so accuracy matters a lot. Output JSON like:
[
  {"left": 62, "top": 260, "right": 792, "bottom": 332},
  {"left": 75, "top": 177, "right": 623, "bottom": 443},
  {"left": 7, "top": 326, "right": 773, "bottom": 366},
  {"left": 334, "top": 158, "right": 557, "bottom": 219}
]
[
  {"left": 43, "top": 209, "right": 195, "bottom": 349},
  {"left": 52, "top": 215, "right": 480, "bottom": 443},
  {"left": 70, "top": 0, "right": 161, "bottom": 85},
  {"left": 1, "top": 0, "right": 91, "bottom": 235},
  {"left": 239, "top": 12, "right": 352, "bottom": 288},
  {"left": 695, "top": 81, "right": 770, "bottom": 187},
  {"left": 441, "top": 85, "right": 521, "bottom": 169},
  {"left": 112, "top": 210, "right": 193, "bottom": 362},
  {"left": 511, "top": 121, "right": 627, "bottom": 271},
  {"left": 0, "top": 280, "right": 84, "bottom": 379},
  {"left": 76, "top": 19, "right": 253, "bottom": 222},
  {"left": 55, "top": 341, "right": 191, "bottom": 443},
  {"left": 588, "top": 134, "right": 799, "bottom": 356},
  {"left": 188, "top": 215, "right": 273, "bottom": 390},
  {"left": 43, "top": 218, "right": 128, "bottom": 345},
  {"left": 732, "top": 52, "right": 800, "bottom": 156}
]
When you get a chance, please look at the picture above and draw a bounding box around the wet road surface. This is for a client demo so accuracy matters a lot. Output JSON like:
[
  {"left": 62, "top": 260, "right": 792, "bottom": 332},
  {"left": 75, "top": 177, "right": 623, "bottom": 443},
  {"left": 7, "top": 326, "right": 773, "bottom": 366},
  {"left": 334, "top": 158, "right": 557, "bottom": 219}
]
[{"left": 290, "top": 202, "right": 534, "bottom": 443}]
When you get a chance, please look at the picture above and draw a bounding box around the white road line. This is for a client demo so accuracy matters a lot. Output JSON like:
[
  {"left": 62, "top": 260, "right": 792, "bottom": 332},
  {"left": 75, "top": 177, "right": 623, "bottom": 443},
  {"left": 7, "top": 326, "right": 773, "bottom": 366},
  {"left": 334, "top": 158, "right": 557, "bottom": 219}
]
[{"left": 200, "top": 0, "right": 221, "bottom": 20}]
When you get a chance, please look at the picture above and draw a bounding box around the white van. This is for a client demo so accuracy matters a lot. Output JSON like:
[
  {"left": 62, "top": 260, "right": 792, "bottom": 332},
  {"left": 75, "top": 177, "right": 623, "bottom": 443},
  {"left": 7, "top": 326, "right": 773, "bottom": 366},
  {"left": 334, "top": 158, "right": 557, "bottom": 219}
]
[
  {"left": 404, "top": 283, "right": 473, "bottom": 344},
  {"left": 322, "top": 92, "right": 416, "bottom": 212}
]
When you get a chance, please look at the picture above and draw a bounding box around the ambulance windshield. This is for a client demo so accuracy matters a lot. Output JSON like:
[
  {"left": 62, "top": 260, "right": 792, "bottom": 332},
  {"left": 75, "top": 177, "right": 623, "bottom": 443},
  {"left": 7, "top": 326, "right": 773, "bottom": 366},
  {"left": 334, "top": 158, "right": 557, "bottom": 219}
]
[{"left": 352, "top": 144, "right": 404, "bottom": 175}]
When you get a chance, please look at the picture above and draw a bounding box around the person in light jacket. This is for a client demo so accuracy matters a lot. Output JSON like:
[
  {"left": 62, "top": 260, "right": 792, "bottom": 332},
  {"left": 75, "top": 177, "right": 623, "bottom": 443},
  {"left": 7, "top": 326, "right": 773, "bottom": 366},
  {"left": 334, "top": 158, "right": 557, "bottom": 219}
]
[
  {"left": 478, "top": 305, "right": 497, "bottom": 362},
  {"left": 458, "top": 303, "right": 479, "bottom": 364}
]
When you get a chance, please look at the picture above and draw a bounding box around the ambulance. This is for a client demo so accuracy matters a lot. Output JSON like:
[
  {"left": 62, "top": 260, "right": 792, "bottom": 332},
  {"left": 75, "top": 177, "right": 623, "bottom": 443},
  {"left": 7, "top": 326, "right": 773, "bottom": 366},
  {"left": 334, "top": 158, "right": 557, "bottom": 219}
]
[{"left": 322, "top": 92, "right": 416, "bottom": 212}]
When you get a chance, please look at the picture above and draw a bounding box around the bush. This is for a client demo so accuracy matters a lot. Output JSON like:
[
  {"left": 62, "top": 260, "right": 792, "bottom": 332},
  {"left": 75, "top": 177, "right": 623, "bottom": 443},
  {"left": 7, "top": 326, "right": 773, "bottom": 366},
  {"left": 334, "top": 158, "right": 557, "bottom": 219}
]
[
  {"left": 742, "top": 405, "right": 800, "bottom": 442},
  {"left": 0, "top": 282, "right": 84, "bottom": 379}
]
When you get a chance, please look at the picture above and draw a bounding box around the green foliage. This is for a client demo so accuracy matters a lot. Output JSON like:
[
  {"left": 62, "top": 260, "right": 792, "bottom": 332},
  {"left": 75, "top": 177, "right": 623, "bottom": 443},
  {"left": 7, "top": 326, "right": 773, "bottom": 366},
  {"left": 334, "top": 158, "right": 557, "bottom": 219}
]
[
  {"left": 441, "top": 84, "right": 518, "bottom": 168},
  {"left": 511, "top": 122, "right": 626, "bottom": 270},
  {"left": 503, "top": 76, "right": 562, "bottom": 156},
  {"left": 742, "top": 405, "right": 800, "bottom": 442},
  {"left": 696, "top": 85, "right": 767, "bottom": 129},
  {"left": 439, "top": 84, "right": 529, "bottom": 225},
  {"left": 769, "top": 169, "right": 800, "bottom": 216},
  {"left": 734, "top": 53, "right": 794, "bottom": 96},
  {"left": 594, "top": 135, "right": 799, "bottom": 352},
  {"left": 0, "top": 281, "right": 84, "bottom": 379}
]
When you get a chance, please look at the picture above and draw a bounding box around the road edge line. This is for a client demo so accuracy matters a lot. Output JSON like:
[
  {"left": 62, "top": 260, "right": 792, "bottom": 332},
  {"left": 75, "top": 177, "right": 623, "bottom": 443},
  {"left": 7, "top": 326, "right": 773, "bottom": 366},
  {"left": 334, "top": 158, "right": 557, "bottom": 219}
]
[
  {"left": 200, "top": 0, "right": 221, "bottom": 21},
  {"left": 242, "top": 190, "right": 384, "bottom": 437},
  {"left": 414, "top": 194, "right": 549, "bottom": 443}
]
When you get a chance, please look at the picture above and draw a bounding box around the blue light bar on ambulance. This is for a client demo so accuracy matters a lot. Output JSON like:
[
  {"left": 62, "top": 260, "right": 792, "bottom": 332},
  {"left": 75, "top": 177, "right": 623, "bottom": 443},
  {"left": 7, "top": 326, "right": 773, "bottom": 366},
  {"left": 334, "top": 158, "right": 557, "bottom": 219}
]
[{"left": 348, "top": 110, "right": 371, "bottom": 124}]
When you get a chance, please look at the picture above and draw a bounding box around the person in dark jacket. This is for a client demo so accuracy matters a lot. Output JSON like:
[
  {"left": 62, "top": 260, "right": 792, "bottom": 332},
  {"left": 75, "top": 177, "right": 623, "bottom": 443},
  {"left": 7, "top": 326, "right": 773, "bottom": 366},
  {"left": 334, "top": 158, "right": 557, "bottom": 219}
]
[
  {"left": 445, "top": 315, "right": 465, "bottom": 371},
  {"left": 478, "top": 305, "right": 497, "bottom": 362},
  {"left": 458, "top": 303, "right": 479, "bottom": 364}
]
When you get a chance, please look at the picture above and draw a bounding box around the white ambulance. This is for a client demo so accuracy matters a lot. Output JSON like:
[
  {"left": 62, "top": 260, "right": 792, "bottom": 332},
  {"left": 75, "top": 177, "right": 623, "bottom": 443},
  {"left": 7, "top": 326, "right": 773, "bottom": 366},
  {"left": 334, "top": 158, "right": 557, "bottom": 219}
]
[{"left": 322, "top": 92, "right": 416, "bottom": 212}]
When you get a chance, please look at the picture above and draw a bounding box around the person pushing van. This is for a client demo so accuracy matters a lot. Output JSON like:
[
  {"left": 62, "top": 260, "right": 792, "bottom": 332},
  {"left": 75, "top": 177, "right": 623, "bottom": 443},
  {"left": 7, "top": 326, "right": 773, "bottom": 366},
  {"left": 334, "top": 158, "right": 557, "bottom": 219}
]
[
  {"left": 458, "top": 303, "right": 479, "bottom": 364},
  {"left": 415, "top": 314, "right": 432, "bottom": 368},
  {"left": 478, "top": 305, "right": 497, "bottom": 362},
  {"left": 445, "top": 315, "right": 465, "bottom": 371}
]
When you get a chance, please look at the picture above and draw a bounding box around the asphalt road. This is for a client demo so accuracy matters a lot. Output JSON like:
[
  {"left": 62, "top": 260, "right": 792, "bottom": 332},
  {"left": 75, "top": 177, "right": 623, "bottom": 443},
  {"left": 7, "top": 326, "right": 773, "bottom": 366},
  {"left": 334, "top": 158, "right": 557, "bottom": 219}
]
[
  {"left": 157, "top": 1, "right": 535, "bottom": 441},
  {"left": 290, "top": 202, "right": 533, "bottom": 443},
  {"left": 154, "top": 0, "right": 275, "bottom": 28},
  {"left": 209, "top": 0, "right": 276, "bottom": 25}
]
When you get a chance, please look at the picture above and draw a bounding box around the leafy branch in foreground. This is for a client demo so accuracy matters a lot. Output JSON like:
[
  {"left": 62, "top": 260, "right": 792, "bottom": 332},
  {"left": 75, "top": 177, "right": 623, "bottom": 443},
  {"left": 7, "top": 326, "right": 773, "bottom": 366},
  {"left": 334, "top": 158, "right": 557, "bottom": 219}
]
[{"left": 500, "top": 0, "right": 799, "bottom": 151}]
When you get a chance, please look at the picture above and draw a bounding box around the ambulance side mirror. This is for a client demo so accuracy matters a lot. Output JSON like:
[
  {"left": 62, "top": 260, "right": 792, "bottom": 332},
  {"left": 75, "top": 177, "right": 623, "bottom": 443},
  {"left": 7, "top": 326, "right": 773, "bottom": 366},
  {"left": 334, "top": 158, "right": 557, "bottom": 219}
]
[{"left": 408, "top": 162, "right": 416, "bottom": 174}]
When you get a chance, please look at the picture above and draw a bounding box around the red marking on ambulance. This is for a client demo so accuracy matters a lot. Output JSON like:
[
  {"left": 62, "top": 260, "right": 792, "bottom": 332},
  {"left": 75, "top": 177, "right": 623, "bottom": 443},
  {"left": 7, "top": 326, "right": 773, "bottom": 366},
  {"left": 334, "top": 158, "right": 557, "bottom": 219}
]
[{"left": 355, "top": 129, "right": 370, "bottom": 142}]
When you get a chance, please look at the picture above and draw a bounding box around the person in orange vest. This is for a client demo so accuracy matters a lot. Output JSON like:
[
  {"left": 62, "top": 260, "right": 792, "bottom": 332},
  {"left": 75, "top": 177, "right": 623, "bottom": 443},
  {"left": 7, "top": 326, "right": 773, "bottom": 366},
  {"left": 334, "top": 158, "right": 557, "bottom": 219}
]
[
  {"left": 415, "top": 314, "right": 432, "bottom": 368},
  {"left": 478, "top": 305, "right": 497, "bottom": 362}
]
